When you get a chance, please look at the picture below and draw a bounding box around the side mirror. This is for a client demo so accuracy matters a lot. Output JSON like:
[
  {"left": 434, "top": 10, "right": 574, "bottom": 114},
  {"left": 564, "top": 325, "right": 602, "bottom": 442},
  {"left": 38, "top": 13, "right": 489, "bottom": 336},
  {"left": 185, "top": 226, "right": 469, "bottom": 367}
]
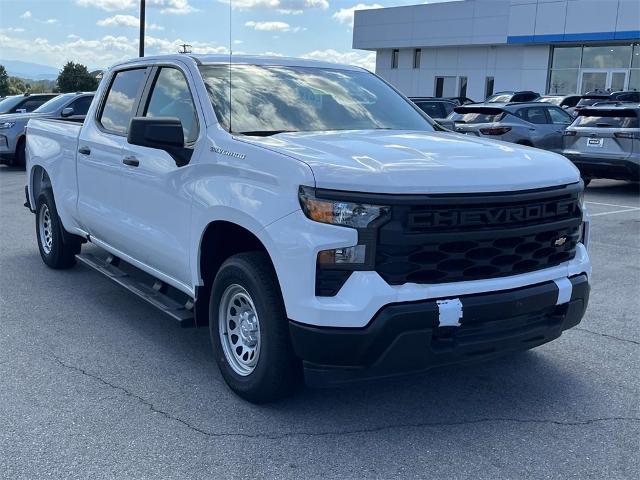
[
  {"left": 127, "top": 117, "right": 191, "bottom": 167},
  {"left": 437, "top": 119, "right": 456, "bottom": 130},
  {"left": 61, "top": 107, "right": 74, "bottom": 117}
]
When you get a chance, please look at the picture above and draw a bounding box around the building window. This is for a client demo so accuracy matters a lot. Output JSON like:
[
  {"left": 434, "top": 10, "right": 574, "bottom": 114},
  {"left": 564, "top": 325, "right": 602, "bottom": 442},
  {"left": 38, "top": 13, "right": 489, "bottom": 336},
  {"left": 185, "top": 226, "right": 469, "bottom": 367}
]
[
  {"left": 434, "top": 76, "right": 456, "bottom": 97},
  {"left": 413, "top": 49, "right": 421, "bottom": 69},
  {"left": 549, "top": 43, "right": 637, "bottom": 94},
  {"left": 485, "top": 76, "right": 494, "bottom": 99},
  {"left": 458, "top": 76, "right": 467, "bottom": 98},
  {"left": 391, "top": 49, "right": 399, "bottom": 69}
]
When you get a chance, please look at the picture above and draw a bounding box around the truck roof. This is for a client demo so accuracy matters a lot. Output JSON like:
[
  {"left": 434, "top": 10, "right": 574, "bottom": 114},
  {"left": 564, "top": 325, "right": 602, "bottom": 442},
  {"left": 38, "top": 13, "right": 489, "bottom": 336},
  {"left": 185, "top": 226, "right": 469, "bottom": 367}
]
[{"left": 110, "top": 54, "right": 366, "bottom": 72}]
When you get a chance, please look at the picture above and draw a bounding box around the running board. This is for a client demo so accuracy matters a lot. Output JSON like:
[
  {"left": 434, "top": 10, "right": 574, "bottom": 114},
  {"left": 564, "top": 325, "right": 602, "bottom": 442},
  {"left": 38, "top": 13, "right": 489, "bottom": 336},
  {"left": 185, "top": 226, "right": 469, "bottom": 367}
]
[{"left": 75, "top": 253, "right": 195, "bottom": 328}]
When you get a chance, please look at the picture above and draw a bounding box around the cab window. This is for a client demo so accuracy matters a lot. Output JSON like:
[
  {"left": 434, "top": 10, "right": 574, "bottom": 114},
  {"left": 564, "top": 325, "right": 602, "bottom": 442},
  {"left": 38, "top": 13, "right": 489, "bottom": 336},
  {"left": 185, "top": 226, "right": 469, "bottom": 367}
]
[
  {"left": 144, "top": 67, "right": 199, "bottom": 144},
  {"left": 99, "top": 68, "right": 147, "bottom": 135},
  {"left": 68, "top": 96, "right": 93, "bottom": 116}
]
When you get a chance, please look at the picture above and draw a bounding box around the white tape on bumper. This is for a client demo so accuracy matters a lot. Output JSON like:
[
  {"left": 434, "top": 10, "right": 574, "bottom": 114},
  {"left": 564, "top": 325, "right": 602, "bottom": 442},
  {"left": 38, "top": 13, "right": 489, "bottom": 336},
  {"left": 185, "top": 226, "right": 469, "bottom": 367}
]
[
  {"left": 553, "top": 277, "right": 573, "bottom": 305},
  {"left": 437, "top": 298, "right": 463, "bottom": 327}
]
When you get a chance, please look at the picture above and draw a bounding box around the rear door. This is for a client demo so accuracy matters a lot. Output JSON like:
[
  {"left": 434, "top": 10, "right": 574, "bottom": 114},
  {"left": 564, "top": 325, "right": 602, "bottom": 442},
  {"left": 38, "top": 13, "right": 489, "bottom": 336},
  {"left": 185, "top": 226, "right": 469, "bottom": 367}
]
[
  {"left": 544, "top": 106, "right": 573, "bottom": 152},
  {"left": 515, "top": 106, "right": 558, "bottom": 150},
  {"left": 118, "top": 64, "right": 201, "bottom": 286},
  {"left": 77, "top": 67, "right": 149, "bottom": 250}
]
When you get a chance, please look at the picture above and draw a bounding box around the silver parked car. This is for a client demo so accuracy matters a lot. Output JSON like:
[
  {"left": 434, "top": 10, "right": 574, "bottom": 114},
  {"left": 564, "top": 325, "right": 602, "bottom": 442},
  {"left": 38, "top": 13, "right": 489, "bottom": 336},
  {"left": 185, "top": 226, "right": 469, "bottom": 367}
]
[
  {"left": 0, "top": 92, "right": 94, "bottom": 167},
  {"left": 448, "top": 102, "right": 574, "bottom": 152},
  {"left": 562, "top": 104, "right": 639, "bottom": 184}
]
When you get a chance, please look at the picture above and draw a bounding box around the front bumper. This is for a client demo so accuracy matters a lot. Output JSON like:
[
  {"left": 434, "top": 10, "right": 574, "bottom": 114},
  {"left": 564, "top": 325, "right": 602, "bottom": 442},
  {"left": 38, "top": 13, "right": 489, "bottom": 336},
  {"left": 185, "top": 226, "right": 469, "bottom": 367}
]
[
  {"left": 291, "top": 274, "right": 589, "bottom": 387},
  {"left": 564, "top": 154, "right": 640, "bottom": 181}
]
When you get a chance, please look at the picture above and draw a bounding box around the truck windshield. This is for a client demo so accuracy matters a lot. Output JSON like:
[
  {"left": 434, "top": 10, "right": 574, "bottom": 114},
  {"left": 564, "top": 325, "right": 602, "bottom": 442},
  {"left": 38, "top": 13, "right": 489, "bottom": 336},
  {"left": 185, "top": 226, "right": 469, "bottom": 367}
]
[{"left": 199, "top": 65, "right": 433, "bottom": 135}]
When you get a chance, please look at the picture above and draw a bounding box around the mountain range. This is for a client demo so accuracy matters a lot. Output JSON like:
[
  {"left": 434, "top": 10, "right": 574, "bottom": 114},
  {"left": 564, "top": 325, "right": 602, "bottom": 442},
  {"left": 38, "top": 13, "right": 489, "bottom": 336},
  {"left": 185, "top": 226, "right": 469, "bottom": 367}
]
[{"left": 0, "top": 59, "right": 60, "bottom": 81}]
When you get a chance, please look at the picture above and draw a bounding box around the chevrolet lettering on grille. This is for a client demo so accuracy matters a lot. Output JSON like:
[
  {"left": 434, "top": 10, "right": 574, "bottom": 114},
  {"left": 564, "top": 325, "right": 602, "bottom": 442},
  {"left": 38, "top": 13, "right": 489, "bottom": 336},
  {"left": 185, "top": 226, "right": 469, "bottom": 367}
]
[{"left": 416, "top": 199, "right": 577, "bottom": 228}]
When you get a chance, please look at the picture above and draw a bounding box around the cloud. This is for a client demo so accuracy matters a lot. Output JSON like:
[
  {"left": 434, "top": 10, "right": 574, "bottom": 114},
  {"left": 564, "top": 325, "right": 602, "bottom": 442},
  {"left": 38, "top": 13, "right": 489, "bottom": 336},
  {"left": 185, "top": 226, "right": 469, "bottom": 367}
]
[
  {"left": 97, "top": 14, "right": 164, "bottom": 30},
  {"left": 244, "top": 20, "right": 303, "bottom": 32},
  {"left": 223, "top": 0, "right": 328, "bottom": 14},
  {"left": 332, "top": 3, "right": 382, "bottom": 27},
  {"left": 0, "top": 31, "right": 227, "bottom": 69},
  {"left": 1, "top": 27, "right": 25, "bottom": 33},
  {"left": 38, "top": 19, "right": 59, "bottom": 25},
  {"left": 76, "top": 0, "right": 198, "bottom": 15},
  {"left": 302, "top": 48, "right": 376, "bottom": 71},
  {"left": 20, "top": 11, "right": 32, "bottom": 19},
  {"left": 75, "top": 0, "right": 136, "bottom": 11}
]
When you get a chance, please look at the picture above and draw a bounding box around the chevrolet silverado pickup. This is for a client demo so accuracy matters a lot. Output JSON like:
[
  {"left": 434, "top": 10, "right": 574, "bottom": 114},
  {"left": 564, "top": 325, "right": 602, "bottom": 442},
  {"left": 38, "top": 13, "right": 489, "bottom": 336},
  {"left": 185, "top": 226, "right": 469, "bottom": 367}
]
[{"left": 25, "top": 55, "right": 591, "bottom": 403}]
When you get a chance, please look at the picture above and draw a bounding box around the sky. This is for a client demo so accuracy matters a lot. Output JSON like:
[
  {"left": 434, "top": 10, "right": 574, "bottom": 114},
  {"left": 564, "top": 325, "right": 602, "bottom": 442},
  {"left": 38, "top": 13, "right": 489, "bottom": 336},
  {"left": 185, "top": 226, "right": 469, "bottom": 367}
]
[{"left": 0, "top": 0, "right": 446, "bottom": 72}]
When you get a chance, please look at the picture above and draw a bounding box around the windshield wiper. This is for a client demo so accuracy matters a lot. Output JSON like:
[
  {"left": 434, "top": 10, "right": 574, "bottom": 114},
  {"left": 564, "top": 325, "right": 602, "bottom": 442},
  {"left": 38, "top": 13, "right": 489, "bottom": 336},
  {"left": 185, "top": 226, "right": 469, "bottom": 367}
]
[{"left": 236, "top": 130, "right": 297, "bottom": 137}]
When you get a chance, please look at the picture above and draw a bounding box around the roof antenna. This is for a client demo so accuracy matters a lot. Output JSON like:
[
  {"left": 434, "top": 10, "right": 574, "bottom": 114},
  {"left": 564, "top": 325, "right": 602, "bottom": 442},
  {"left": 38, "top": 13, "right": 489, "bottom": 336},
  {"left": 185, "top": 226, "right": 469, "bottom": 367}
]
[{"left": 228, "top": 0, "right": 233, "bottom": 134}]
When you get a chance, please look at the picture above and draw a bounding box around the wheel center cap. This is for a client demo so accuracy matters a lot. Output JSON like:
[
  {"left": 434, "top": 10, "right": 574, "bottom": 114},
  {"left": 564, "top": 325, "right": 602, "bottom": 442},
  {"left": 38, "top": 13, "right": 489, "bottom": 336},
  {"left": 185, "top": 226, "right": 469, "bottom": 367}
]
[{"left": 239, "top": 312, "right": 258, "bottom": 347}]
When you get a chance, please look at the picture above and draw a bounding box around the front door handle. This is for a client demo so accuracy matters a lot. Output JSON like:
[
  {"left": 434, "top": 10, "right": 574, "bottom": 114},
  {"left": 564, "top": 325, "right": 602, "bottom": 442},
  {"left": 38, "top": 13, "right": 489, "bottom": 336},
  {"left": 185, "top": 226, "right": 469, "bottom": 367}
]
[
  {"left": 122, "top": 156, "right": 139, "bottom": 167},
  {"left": 78, "top": 146, "right": 91, "bottom": 155}
]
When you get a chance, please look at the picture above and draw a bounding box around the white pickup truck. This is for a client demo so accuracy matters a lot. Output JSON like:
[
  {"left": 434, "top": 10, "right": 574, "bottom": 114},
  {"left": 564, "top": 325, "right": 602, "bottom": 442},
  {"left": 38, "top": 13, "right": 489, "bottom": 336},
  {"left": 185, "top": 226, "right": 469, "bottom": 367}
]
[{"left": 25, "top": 54, "right": 591, "bottom": 402}]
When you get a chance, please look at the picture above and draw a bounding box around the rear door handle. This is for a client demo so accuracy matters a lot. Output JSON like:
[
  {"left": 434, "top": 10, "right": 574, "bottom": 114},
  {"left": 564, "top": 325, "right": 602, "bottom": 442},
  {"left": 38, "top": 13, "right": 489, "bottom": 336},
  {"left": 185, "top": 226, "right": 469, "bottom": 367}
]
[
  {"left": 78, "top": 146, "right": 91, "bottom": 155},
  {"left": 122, "top": 156, "right": 139, "bottom": 167}
]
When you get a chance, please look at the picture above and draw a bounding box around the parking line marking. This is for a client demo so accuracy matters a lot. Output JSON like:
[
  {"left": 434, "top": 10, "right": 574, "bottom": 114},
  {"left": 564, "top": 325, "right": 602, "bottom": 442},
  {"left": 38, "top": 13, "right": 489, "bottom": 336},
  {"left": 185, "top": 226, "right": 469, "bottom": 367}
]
[
  {"left": 589, "top": 208, "right": 640, "bottom": 217},
  {"left": 586, "top": 201, "right": 640, "bottom": 209}
]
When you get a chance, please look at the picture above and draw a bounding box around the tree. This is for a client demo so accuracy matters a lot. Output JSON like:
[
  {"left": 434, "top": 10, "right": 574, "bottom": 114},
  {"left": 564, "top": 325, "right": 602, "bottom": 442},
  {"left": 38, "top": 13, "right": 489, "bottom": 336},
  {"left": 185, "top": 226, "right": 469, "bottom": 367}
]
[
  {"left": 0, "top": 65, "right": 9, "bottom": 97},
  {"left": 56, "top": 61, "right": 99, "bottom": 93}
]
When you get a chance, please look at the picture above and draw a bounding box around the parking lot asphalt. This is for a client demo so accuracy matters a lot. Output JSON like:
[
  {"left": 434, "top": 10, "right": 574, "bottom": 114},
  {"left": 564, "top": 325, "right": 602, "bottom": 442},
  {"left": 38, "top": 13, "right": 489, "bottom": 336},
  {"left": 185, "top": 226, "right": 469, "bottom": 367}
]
[{"left": 0, "top": 166, "right": 638, "bottom": 479}]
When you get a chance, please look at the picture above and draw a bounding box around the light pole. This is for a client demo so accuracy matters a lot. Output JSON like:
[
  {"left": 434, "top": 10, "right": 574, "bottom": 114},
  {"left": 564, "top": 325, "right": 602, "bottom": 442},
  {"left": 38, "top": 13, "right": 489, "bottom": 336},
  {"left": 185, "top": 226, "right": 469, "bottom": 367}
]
[{"left": 139, "top": 0, "right": 145, "bottom": 57}]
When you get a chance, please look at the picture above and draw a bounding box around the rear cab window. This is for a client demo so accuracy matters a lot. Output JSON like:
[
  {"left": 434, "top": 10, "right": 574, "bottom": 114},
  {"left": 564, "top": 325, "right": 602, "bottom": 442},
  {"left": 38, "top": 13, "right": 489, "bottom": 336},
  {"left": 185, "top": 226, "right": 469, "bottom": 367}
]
[
  {"left": 416, "top": 102, "right": 444, "bottom": 118},
  {"left": 98, "top": 68, "right": 148, "bottom": 135}
]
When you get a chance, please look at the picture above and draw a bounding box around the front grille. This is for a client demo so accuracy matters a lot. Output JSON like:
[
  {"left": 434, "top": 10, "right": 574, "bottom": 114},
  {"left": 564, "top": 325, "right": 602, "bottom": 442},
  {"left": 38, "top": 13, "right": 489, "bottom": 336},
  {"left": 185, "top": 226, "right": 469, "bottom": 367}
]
[{"left": 375, "top": 185, "right": 583, "bottom": 285}]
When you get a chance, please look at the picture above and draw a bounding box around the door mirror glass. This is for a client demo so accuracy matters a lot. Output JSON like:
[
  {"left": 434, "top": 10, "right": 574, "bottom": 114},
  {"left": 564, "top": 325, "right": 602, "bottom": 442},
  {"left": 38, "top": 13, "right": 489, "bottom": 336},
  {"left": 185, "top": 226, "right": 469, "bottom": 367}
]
[
  {"left": 127, "top": 116, "right": 190, "bottom": 167},
  {"left": 61, "top": 107, "right": 74, "bottom": 117}
]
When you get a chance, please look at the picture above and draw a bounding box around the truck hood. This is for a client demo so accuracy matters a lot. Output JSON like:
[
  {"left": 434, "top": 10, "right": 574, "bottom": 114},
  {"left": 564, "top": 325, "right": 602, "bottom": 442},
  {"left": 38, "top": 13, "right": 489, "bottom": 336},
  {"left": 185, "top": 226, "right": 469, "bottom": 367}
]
[{"left": 241, "top": 130, "right": 580, "bottom": 194}]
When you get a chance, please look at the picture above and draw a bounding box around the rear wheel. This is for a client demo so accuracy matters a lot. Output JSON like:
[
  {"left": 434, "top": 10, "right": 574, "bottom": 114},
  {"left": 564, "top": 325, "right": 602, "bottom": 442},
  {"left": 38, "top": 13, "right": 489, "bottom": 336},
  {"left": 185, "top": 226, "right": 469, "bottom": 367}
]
[
  {"left": 581, "top": 176, "right": 591, "bottom": 187},
  {"left": 36, "top": 189, "right": 81, "bottom": 269},
  {"left": 209, "top": 252, "right": 302, "bottom": 403}
]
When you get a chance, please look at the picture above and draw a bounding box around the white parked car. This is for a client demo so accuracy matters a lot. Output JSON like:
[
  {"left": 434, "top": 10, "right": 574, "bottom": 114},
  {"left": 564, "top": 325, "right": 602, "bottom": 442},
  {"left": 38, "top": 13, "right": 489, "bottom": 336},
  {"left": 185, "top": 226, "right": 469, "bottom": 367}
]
[{"left": 25, "top": 55, "right": 591, "bottom": 402}]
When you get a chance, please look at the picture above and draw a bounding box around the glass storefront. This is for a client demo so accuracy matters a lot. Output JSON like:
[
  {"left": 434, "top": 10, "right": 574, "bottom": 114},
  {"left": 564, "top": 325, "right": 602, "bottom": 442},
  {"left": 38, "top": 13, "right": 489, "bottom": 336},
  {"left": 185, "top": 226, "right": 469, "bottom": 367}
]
[{"left": 548, "top": 43, "right": 639, "bottom": 94}]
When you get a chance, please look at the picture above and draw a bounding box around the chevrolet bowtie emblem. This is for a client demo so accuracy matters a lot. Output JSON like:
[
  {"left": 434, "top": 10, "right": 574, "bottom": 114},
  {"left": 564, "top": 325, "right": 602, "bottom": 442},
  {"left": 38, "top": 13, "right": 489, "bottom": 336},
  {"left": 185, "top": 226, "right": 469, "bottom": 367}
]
[{"left": 554, "top": 237, "right": 567, "bottom": 247}]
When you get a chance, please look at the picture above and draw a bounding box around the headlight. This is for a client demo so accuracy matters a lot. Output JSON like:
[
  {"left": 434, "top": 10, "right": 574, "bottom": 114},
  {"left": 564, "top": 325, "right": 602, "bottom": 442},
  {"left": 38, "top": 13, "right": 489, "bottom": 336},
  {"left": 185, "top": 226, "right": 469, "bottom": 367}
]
[
  {"left": 0, "top": 122, "right": 16, "bottom": 129},
  {"left": 298, "top": 186, "right": 389, "bottom": 228}
]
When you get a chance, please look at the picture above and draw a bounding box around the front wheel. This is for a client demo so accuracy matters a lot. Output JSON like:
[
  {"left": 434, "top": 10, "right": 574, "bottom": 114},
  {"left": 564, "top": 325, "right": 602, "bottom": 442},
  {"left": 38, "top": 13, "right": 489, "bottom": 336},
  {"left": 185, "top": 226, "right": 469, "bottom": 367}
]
[
  {"left": 209, "top": 252, "right": 302, "bottom": 403},
  {"left": 36, "top": 189, "right": 81, "bottom": 269}
]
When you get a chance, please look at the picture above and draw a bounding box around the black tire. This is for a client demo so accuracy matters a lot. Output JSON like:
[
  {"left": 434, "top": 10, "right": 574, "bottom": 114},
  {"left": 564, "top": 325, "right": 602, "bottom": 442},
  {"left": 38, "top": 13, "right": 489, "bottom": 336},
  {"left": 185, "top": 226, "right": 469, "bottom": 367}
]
[
  {"left": 14, "top": 137, "right": 26, "bottom": 169},
  {"left": 581, "top": 176, "right": 591, "bottom": 187},
  {"left": 209, "top": 252, "right": 302, "bottom": 403},
  {"left": 35, "top": 189, "right": 81, "bottom": 269}
]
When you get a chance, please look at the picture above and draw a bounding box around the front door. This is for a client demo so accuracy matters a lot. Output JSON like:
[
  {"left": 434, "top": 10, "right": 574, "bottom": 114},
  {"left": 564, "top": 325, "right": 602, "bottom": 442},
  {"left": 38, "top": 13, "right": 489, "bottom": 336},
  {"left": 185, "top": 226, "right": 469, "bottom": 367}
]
[
  {"left": 119, "top": 65, "right": 201, "bottom": 288},
  {"left": 579, "top": 70, "right": 628, "bottom": 93}
]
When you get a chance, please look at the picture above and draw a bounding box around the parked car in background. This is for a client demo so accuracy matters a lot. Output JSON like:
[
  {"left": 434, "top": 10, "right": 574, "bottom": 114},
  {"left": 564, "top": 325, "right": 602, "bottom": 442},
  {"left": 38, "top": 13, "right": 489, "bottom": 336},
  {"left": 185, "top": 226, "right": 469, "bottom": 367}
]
[
  {"left": 562, "top": 104, "right": 639, "bottom": 184},
  {"left": 0, "top": 92, "right": 94, "bottom": 167},
  {"left": 536, "top": 95, "right": 582, "bottom": 110},
  {"left": 409, "top": 97, "right": 457, "bottom": 122},
  {"left": 573, "top": 91, "right": 640, "bottom": 115},
  {"left": 445, "top": 96, "right": 476, "bottom": 105},
  {"left": 449, "top": 102, "right": 574, "bottom": 152},
  {"left": 0, "top": 93, "right": 58, "bottom": 115},
  {"left": 485, "top": 91, "right": 540, "bottom": 103}
]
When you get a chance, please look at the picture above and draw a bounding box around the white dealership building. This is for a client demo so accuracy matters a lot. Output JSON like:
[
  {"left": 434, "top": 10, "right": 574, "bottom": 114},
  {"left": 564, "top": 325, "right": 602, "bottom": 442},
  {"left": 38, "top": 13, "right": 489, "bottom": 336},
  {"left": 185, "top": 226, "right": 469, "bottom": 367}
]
[{"left": 353, "top": 0, "right": 640, "bottom": 100}]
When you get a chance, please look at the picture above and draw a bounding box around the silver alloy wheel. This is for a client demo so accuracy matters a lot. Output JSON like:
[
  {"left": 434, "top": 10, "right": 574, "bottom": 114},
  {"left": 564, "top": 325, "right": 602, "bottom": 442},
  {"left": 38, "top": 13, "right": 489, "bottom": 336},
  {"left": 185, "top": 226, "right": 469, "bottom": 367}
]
[
  {"left": 218, "top": 284, "right": 261, "bottom": 376},
  {"left": 38, "top": 204, "right": 53, "bottom": 255}
]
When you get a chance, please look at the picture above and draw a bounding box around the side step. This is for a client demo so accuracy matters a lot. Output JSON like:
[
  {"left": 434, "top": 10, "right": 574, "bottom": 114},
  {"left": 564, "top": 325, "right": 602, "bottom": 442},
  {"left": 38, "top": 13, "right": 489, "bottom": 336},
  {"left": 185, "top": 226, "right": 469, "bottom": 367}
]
[{"left": 75, "top": 253, "right": 196, "bottom": 328}]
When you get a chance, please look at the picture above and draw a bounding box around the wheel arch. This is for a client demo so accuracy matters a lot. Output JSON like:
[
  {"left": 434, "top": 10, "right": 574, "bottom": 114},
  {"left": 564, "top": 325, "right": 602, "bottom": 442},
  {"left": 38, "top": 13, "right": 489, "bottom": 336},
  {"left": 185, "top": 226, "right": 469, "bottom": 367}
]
[
  {"left": 194, "top": 219, "right": 281, "bottom": 327},
  {"left": 29, "top": 165, "right": 52, "bottom": 208}
]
